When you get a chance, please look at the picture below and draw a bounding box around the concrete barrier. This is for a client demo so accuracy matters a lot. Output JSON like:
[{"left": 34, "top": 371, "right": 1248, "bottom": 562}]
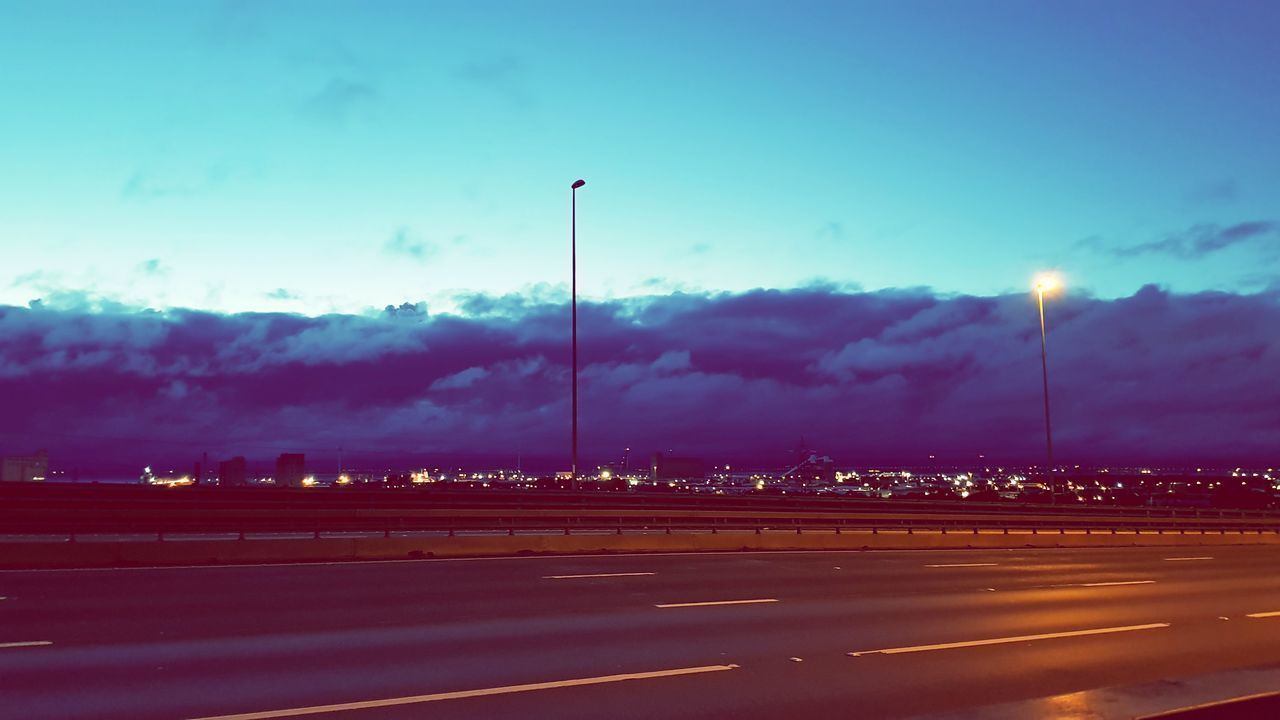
[{"left": 4, "top": 529, "right": 1280, "bottom": 569}]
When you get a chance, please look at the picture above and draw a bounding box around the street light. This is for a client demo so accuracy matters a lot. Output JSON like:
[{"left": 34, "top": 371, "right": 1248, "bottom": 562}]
[
  {"left": 570, "top": 179, "right": 586, "bottom": 490},
  {"left": 1034, "top": 273, "right": 1060, "bottom": 500}
]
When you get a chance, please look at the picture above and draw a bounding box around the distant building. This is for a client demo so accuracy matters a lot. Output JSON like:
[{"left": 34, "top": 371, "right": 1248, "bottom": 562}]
[
  {"left": 1, "top": 449, "right": 48, "bottom": 482},
  {"left": 783, "top": 452, "right": 836, "bottom": 484},
  {"left": 219, "top": 456, "right": 248, "bottom": 487},
  {"left": 651, "top": 453, "right": 705, "bottom": 481},
  {"left": 275, "top": 453, "right": 305, "bottom": 487}
]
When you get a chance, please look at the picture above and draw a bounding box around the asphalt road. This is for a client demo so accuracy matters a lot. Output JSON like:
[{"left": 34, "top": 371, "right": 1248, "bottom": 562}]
[{"left": 5, "top": 546, "right": 1280, "bottom": 719}]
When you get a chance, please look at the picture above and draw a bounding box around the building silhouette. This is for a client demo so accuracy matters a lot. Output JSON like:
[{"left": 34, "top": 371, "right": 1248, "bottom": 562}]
[
  {"left": 651, "top": 453, "right": 705, "bottom": 481},
  {"left": 1, "top": 449, "right": 48, "bottom": 482},
  {"left": 219, "top": 456, "right": 248, "bottom": 487},
  {"left": 275, "top": 453, "right": 305, "bottom": 487}
]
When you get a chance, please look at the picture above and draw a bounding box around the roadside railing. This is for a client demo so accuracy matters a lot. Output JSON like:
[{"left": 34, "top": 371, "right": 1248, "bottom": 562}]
[{"left": 6, "top": 506, "right": 1280, "bottom": 542}]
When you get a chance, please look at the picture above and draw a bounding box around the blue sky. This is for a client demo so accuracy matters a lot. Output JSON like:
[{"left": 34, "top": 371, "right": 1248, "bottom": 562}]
[{"left": 2, "top": 0, "right": 1277, "bottom": 315}]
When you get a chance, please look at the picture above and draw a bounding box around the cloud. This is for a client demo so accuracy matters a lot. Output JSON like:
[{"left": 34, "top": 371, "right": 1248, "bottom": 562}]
[
  {"left": 1099, "top": 221, "right": 1278, "bottom": 259},
  {"left": 301, "top": 78, "right": 377, "bottom": 124},
  {"left": 384, "top": 227, "right": 437, "bottom": 263},
  {"left": 267, "top": 288, "right": 299, "bottom": 301},
  {"left": 457, "top": 56, "right": 536, "bottom": 108},
  {"left": 136, "top": 259, "right": 169, "bottom": 277},
  {"left": 1183, "top": 179, "right": 1238, "bottom": 207},
  {"left": 202, "top": 0, "right": 266, "bottom": 48},
  {"left": 1, "top": 286, "right": 1277, "bottom": 474},
  {"left": 816, "top": 221, "right": 845, "bottom": 241}
]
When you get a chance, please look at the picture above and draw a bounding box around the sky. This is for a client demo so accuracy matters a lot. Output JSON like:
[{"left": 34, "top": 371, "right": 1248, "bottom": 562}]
[
  {"left": 1, "top": 1, "right": 1277, "bottom": 472},
  {"left": 2, "top": 0, "right": 1278, "bottom": 314}
]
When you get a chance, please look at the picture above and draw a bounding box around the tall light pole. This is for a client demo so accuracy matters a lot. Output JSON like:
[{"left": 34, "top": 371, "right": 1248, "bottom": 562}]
[
  {"left": 1034, "top": 274, "right": 1059, "bottom": 501},
  {"left": 570, "top": 179, "right": 585, "bottom": 490}
]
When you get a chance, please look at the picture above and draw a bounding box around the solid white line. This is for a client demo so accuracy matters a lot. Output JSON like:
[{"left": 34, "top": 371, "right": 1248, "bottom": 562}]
[
  {"left": 847, "top": 623, "right": 1169, "bottom": 657},
  {"left": 543, "top": 572, "right": 656, "bottom": 579},
  {"left": 1246, "top": 611, "right": 1280, "bottom": 619},
  {"left": 655, "top": 598, "right": 778, "bottom": 609},
  {"left": 185, "top": 664, "right": 739, "bottom": 719},
  {"left": 0, "top": 641, "right": 52, "bottom": 649},
  {"left": 925, "top": 563, "right": 998, "bottom": 568},
  {"left": 1163, "top": 556, "right": 1213, "bottom": 561},
  {"left": 1042, "top": 580, "right": 1156, "bottom": 588}
]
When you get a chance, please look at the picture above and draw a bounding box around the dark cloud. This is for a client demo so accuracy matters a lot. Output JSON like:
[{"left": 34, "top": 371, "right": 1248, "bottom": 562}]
[
  {"left": 1, "top": 286, "right": 1277, "bottom": 475},
  {"left": 1105, "top": 221, "right": 1278, "bottom": 259}
]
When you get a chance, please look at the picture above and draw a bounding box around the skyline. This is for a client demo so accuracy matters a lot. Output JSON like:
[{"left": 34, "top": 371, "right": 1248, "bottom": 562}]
[{"left": 2, "top": 0, "right": 1279, "bottom": 316}]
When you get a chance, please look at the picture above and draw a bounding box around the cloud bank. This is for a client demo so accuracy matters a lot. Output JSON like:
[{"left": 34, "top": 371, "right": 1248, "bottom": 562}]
[{"left": 1, "top": 286, "right": 1277, "bottom": 474}]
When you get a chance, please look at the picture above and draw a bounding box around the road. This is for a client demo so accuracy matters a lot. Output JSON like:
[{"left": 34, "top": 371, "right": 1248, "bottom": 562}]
[{"left": 4, "top": 546, "right": 1280, "bottom": 719}]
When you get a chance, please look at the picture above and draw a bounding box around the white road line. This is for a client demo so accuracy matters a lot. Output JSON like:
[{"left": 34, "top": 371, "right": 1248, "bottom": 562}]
[
  {"left": 655, "top": 598, "right": 779, "bottom": 609},
  {"left": 1042, "top": 580, "right": 1156, "bottom": 588},
  {"left": 925, "top": 563, "right": 998, "bottom": 568},
  {"left": 1163, "top": 556, "right": 1214, "bottom": 561},
  {"left": 542, "top": 572, "right": 656, "bottom": 579},
  {"left": 186, "top": 664, "right": 739, "bottom": 720},
  {"left": 847, "top": 622, "right": 1169, "bottom": 657},
  {"left": 1246, "top": 611, "right": 1280, "bottom": 619},
  {"left": 0, "top": 641, "right": 52, "bottom": 649}
]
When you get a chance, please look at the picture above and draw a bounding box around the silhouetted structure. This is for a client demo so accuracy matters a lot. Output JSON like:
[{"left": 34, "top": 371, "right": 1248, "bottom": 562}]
[
  {"left": 651, "top": 453, "right": 705, "bottom": 481},
  {"left": 783, "top": 452, "right": 836, "bottom": 484},
  {"left": 1, "top": 449, "right": 48, "bottom": 482},
  {"left": 275, "top": 453, "right": 305, "bottom": 487},
  {"left": 219, "top": 456, "right": 248, "bottom": 487}
]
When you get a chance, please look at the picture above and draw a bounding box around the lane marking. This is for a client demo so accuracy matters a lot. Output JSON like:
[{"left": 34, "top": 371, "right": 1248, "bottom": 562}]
[
  {"left": 0, "top": 641, "right": 52, "bottom": 649},
  {"left": 543, "top": 572, "right": 656, "bottom": 580},
  {"left": 186, "top": 664, "right": 739, "bottom": 720},
  {"left": 1041, "top": 580, "right": 1156, "bottom": 588},
  {"left": 655, "top": 598, "right": 778, "bottom": 609},
  {"left": 925, "top": 563, "right": 998, "bottom": 568},
  {"left": 1163, "top": 556, "right": 1213, "bottom": 561},
  {"left": 1246, "top": 611, "right": 1280, "bottom": 619},
  {"left": 847, "top": 623, "right": 1169, "bottom": 657}
]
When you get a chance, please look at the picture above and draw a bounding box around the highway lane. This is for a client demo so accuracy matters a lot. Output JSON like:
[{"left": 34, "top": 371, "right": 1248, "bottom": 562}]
[{"left": 4, "top": 546, "right": 1280, "bottom": 719}]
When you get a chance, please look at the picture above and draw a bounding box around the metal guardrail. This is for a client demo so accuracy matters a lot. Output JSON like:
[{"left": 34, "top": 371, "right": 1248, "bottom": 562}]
[
  {"left": 3, "top": 484, "right": 1279, "bottom": 540},
  {"left": 5, "top": 508, "right": 1280, "bottom": 540},
  {"left": 10, "top": 523, "right": 1280, "bottom": 544}
]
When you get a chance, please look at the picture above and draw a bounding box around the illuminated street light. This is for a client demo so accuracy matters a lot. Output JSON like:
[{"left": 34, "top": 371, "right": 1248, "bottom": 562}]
[
  {"left": 570, "top": 179, "right": 586, "bottom": 491},
  {"left": 1034, "top": 274, "right": 1060, "bottom": 501}
]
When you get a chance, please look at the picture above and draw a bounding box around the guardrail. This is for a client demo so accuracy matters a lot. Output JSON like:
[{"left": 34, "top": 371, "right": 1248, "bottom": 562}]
[
  {"left": 4, "top": 483, "right": 1279, "bottom": 541},
  {"left": 6, "top": 507, "right": 1280, "bottom": 541}
]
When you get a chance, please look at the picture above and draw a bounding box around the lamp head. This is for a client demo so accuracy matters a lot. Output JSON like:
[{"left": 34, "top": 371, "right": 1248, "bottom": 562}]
[
  {"left": 571, "top": 179, "right": 586, "bottom": 189},
  {"left": 1033, "top": 273, "right": 1062, "bottom": 294}
]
